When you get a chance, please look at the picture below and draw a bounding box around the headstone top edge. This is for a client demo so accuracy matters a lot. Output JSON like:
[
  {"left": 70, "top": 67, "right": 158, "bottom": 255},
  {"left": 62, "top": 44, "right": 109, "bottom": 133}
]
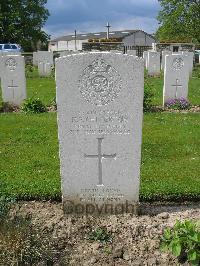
[{"left": 55, "top": 52, "right": 144, "bottom": 63}]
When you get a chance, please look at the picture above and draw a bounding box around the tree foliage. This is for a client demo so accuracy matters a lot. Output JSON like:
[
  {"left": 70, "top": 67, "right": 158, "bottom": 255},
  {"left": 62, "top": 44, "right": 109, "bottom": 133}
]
[
  {"left": 0, "top": 0, "right": 50, "bottom": 51},
  {"left": 156, "top": 0, "right": 200, "bottom": 43}
]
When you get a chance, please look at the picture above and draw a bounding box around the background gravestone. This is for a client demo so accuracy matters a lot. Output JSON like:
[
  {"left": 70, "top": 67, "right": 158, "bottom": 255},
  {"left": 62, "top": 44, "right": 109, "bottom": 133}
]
[
  {"left": 56, "top": 52, "right": 144, "bottom": 215},
  {"left": 147, "top": 51, "right": 160, "bottom": 76},
  {"left": 33, "top": 52, "right": 38, "bottom": 66},
  {"left": 161, "top": 51, "right": 172, "bottom": 70},
  {"left": 182, "top": 51, "right": 194, "bottom": 76},
  {"left": 59, "top": 51, "right": 80, "bottom": 57},
  {"left": 143, "top": 51, "right": 148, "bottom": 69},
  {"left": 163, "top": 54, "right": 190, "bottom": 105},
  {"left": 0, "top": 55, "right": 26, "bottom": 105},
  {"left": 38, "top": 62, "right": 52, "bottom": 77},
  {"left": 37, "top": 51, "right": 53, "bottom": 77}
]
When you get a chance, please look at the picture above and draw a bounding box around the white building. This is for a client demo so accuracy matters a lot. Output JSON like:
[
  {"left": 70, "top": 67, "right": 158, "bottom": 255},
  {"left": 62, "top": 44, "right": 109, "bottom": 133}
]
[{"left": 48, "top": 30, "right": 156, "bottom": 52}]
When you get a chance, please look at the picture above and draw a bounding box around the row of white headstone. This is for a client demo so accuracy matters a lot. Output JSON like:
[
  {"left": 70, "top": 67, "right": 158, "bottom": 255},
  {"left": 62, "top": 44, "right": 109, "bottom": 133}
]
[
  {"left": 0, "top": 51, "right": 195, "bottom": 215},
  {"left": 143, "top": 50, "right": 194, "bottom": 104},
  {"left": 0, "top": 50, "right": 193, "bottom": 107}
]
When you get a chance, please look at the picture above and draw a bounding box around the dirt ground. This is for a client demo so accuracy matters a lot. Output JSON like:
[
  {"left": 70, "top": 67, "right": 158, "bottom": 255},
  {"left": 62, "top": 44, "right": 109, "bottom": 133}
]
[{"left": 9, "top": 201, "right": 200, "bottom": 266}]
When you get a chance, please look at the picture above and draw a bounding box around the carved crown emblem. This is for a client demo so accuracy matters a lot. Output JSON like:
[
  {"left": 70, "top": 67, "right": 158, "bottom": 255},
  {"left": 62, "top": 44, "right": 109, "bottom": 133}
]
[
  {"left": 5, "top": 58, "right": 17, "bottom": 71},
  {"left": 172, "top": 58, "right": 184, "bottom": 71},
  {"left": 79, "top": 58, "right": 122, "bottom": 106}
]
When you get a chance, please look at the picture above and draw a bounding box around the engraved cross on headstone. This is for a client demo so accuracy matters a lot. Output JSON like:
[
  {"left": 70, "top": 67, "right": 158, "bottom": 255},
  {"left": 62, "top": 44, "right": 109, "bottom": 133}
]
[
  {"left": 8, "top": 80, "right": 18, "bottom": 100},
  {"left": 84, "top": 137, "right": 116, "bottom": 186},
  {"left": 171, "top": 79, "right": 182, "bottom": 98}
]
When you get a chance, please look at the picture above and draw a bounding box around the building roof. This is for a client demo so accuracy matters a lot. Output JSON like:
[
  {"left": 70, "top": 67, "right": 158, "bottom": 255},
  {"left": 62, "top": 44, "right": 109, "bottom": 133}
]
[{"left": 50, "top": 29, "right": 151, "bottom": 42}]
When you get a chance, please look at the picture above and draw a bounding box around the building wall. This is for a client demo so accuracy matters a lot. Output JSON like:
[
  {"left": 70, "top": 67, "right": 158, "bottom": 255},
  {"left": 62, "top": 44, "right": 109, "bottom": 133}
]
[
  {"left": 123, "top": 31, "right": 155, "bottom": 46},
  {"left": 49, "top": 39, "right": 88, "bottom": 51},
  {"left": 49, "top": 31, "right": 156, "bottom": 51},
  {"left": 49, "top": 42, "right": 58, "bottom": 52},
  {"left": 155, "top": 43, "right": 195, "bottom": 52}
]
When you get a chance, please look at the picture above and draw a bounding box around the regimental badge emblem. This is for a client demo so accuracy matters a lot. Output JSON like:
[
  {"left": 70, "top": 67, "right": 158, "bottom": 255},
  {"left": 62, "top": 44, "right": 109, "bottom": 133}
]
[
  {"left": 172, "top": 58, "right": 184, "bottom": 71},
  {"left": 79, "top": 58, "right": 122, "bottom": 106},
  {"left": 5, "top": 58, "right": 17, "bottom": 71}
]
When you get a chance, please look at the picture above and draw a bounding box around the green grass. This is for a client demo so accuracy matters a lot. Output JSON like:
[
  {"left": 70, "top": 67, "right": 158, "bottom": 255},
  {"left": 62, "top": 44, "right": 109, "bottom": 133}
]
[
  {"left": 141, "top": 113, "right": 200, "bottom": 201},
  {"left": 27, "top": 78, "right": 55, "bottom": 106},
  {"left": 0, "top": 112, "right": 199, "bottom": 201},
  {"left": 0, "top": 113, "right": 60, "bottom": 200}
]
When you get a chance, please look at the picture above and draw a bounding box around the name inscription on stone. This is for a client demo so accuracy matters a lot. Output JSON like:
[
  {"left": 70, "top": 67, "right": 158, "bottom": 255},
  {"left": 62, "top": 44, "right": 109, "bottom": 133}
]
[{"left": 69, "top": 109, "right": 130, "bottom": 135}]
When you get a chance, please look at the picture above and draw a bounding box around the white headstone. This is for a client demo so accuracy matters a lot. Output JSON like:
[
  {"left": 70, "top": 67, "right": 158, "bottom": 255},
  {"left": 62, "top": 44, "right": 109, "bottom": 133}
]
[
  {"left": 182, "top": 51, "right": 194, "bottom": 76},
  {"left": 161, "top": 51, "right": 172, "bottom": 70},
  {"left": 0, "top": 51, "right": 21, "bottom": 56},
  {"left": 37, "top": 51, "right": 53, "bottom": 65},
  {"left": 143, "top": 51, "right": 148, "bottom": 69},
  {"left": 33, "top": 52, "right": 38, "bottom": 66},
  {"left": 147, "top": 51, "right": 160, "bottom": 76},
  {"left": 37, "top": 51, "right": 53, "bottom": 77},
  {"left": 59, "top": 50, "right": 80, "bottom": 57},
  {"left": 56, "top": 52, "right": 144, "bottom": 215},
  {"left": 163, "top": 54, "right": 190, "bottom": 105},
  {"left": 38, "top": 62, "right": 52, "bottom": 77},
  {"left": 127, "top": 50, "right": 137, "bottom": 56},
  {"left": 0, "top": 55, "right": 26, "bottom": 105}
]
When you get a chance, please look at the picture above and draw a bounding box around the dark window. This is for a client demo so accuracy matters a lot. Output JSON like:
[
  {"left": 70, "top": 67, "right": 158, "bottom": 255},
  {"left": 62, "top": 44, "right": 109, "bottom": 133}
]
[
  {"left": 4, "top": 44, "right": 11, "bottom": 49},
  {"left": 173, "top": 46, "right": 179, "bottom": 52},
  {"left": 11, "top": 45, "right": 17, "bottom": 49},
  {"left": 0, "top": 45, "right": 2, "bottom": 50}
]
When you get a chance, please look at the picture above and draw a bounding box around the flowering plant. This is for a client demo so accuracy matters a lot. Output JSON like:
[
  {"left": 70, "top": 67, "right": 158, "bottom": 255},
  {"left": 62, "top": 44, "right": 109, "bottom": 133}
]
[{"left": 165, "top": 97, "right": 191, "bottom": 110}]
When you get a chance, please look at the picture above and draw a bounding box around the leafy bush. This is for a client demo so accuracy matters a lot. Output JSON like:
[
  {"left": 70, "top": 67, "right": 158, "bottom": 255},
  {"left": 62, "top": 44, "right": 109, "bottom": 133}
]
[
  {"left": 192, "top": 65, "right": 200, "bottom": 78},
  {"left": 143, "top": 82, "right": 154, "bottom": 112},
  {"left": 88, "top": 228, "right": 112, "bottom": 244},
  {"left": 160, "top": 220, "right": 200, "bottom": 265},
  {"left": 49, "top": 97, "right": 57, "bottom": 110},
  {"left": 165, "top": 97, "right": 191, "bottom": 110},
  {"left": 22, "top": 98, "right": 47, "bottom": 114},
  {"left": 25, "top": 64, "right": 39, "bottom": 78}
]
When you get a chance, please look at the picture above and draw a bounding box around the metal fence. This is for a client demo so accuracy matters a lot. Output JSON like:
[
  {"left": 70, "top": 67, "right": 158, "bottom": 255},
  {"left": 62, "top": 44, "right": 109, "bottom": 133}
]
[{"left": 124, "top": 46, "right": 152, "bottom": 57}]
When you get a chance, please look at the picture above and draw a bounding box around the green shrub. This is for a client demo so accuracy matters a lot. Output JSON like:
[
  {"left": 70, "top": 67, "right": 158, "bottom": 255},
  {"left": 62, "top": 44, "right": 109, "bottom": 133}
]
[
  {"left": 22, "top": 98, "right": 47, "bottom": 114},
  {"left": 25, "top": 64, "right": 39, "bottom": 78},
  {"left": 88, "top": 228, "right": 112, "bottom": 244},
  {"left": 192, "top": 65, "right": 200, "bottom": 78},
  {"left": 160, "top": 220, "right": 200, "bottom": 265},
  {"left": 49, "top": 97, "right": 57, "bottom": 110},
  {"left": 143, "top": 82, "right": 154, "bottom": 112}
]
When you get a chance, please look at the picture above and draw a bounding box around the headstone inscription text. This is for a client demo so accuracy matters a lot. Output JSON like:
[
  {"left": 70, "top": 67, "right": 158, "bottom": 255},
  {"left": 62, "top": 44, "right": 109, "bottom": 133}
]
[{"left": 56, "top": 52, "right": 144, "bottom": 215}]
